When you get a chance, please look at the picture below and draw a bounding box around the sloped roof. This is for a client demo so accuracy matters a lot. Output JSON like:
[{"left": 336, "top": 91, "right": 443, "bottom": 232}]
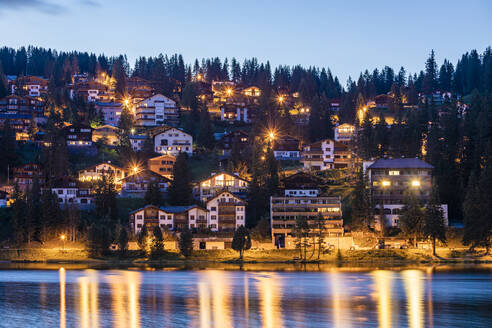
[
  {"left": 129, "top": 204, "right": 207, "bottom": 215},
  {"left": 368, "top": 158, "right": 434, "bottom": 169}
]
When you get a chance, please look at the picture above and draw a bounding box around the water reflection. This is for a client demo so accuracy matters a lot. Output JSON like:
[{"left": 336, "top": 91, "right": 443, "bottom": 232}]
[
  {"left": 372, "top": 270, "right": 394, "bottom": 328},
  {"left": 0, "top": 267, "right": 491, "bottom": 327},
  {"left": 403, "top": 270, "right": 424, "bottom": 328},
  {"left": 255, "top": 273, "right": 283, "bottom": 328}
]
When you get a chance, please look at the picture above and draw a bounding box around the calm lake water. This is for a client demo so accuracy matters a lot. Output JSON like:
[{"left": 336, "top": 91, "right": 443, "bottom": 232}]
[{"left": 0, "top": 264, "right": 491, "bottom": 327}]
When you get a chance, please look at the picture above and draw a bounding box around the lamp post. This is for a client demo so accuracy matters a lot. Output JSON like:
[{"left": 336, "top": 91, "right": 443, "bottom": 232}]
[{"left": 60, "top": 234, "right": 66, "bottom": 251}]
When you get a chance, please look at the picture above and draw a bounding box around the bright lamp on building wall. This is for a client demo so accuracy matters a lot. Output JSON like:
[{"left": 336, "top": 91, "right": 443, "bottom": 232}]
[
  {"left": 381, "top": 180, "right": 391, "bottom": 187},
  {"left": 411, "top": 180, "right": 421, "bottom": 187}
]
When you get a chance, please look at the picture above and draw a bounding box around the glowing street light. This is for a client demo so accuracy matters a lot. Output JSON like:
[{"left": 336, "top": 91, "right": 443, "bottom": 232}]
[
  {"left": 130, "top": 128, "right": 135, "bottom": 135},
  {"left": 133, "top": 166, "right": 139, "bottom": 174},
  {"left": 226, "top": 88, "right": 233, "bottom": 96},
  {"left": 60, "top": 234, "right": 66, "bottom": 251},
  {"left": 277, "top": 95, "right": 285, "bottom": 104},
  {"left": 381, "top": 180, "right": 391, "bottom": 187},
  {"left": 411, "top": 180, "right": 421, "bottom": 187},
  {"left": 197, "top": 74, "right": 202, "bottom": 81}
]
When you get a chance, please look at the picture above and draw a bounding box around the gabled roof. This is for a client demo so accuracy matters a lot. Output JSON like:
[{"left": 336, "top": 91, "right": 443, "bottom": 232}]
[
  {"left": 206, "top": 190, "right": 247, "bottom": 205},
  {"left": 282, "top": 172, "right": 323, "bottom": 189},
  {"left": 120, "top": 169, "right": 172, "bottom": 182},
  {"left": 151, "top": 126, "right": 192, "bottom": 139},
  {"left": 94, "top": 124, "right": 119, "bottom": 131},
  {"left": 368, "top": 158, "right": 434, "bottom": 169},
  {"left": 129, "top": 204, "right": 207, "bottom": 215},
  {"left": 78, "top": 162, "right": 123, "bottom": 173},
  {"left": 148, "top": 154, "right": 176, "bottom": 161},
  {"left": 198, "top": 171, "right": 249, "bottom": 184},
  {"left": 136, "top": 93, "right": 176, "bottom": 106}
]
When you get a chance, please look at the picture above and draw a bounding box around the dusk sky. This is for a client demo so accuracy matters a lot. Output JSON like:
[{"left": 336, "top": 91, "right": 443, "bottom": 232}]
[{"left": 1, "top": 0, "right": 491, "bottom": 82}]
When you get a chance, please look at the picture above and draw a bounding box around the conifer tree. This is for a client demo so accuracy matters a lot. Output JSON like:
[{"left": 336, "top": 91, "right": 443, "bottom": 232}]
[
  {"left": 178, "top": 228, "right": 194, "bottom": 258},
  {"left": 351, "top": 168, "right": 372, "bottom": 230},
  {"left": 151, "top": 226, "right": 164, "bottom": 257},
  {"left": 399, "top": 191, "right": 425, "bottom": 248},
  {"left": 423, "top": 183, "right": 447, "bottom": 256},
  {"left": 197, "top": 104, "right": 215, "bottom": 149},
  {"left": 168, "top": 153, "right": 193, "bottom": 205},
  {"left": 145, "top": 181, "right": 162, "bottom": 205},
  {"left": 232, "top": 226, "right": 251, "bottom": 260}
]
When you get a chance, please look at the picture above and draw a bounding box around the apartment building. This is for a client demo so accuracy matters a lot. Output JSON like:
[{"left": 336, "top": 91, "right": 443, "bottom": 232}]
[
  {"left": 78, "top": 162, "right": 126, "bottom": 184},
  {"left": 366, "top": 158, "right": 448, "bottom": 228},
  {"left": 48, "top": 177, "right": 94, "bottom": 209},
  {"left": 13, "top": 163, "right": 45, "bottom": 191},
  {"left": 94, "top": 102, "right": 122, "bottom": 126},
  {"left": 301, "top": 139, "right": 352, "bottom": 170},
  {"left": 120, "top": 169, "right": 171, "bottom": 198},
  {"left": 64, "top": 124, "right": 93, "bottom": 147},
  {"left": 134, "top": 94, "right": 178, "bottom": 127},
  {"left": 270, "top": 172, "right": 343, "bottom": 248}
]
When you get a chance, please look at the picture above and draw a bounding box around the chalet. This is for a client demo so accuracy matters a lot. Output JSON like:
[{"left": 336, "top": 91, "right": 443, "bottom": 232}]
[
  {"left": 0, "top": 95, "right": 44, "bottom": 116},
  {"left": 334, "top": 123, "right": 355, "bottom": 144},
  {"left": 120, "top": 169, "right": 171, "bottom": 198},
  {"left": 195, "top": 172, "right": 249, "bottom": 202},
  {"left": 273, "top": 136, "right": 301, "bottom": 160},
  {"left": 126, "top": 77, "right": 154, "bottom": 102},
  {"left": 94, "top": 102, "right": 122, "bottom": 126},
  {"left": 14, "top": 76, "right": 49, "bottom": 97},
  {"left": 13, "top": 163, "right": 45, "bottom": 191},
  {"left": 301, "top": 139, "right": 352, "bottom": 170},
  {"left": 78, "top": 162, "right": 125, "bottom": 184},
  {"left": 129, "top": 204, "right": 209, "bottom": 233},
  {"left": 92, "top": 125, "right": 119, "bottom": 146},
  {"left": 153, "top": 127, "right": 193, "bottom": 156},
  {"left": 70, "top": 81, "right": 112, "bottom": 102},
  {"left": 64, "top": 124, "right": 93, "bottom": 147},
  {"left": 215, "top": 130, "right": 249, "bottom": 155},
  {"left": 134, "top": 94, "right": 178, "bottom": 127},
  {"left": 206, "top": 191, "right": 246, "bottom": 231},
  {"left": 148, "top": 154, "right": 176, "bottom": 179},
  {"left": 220, "top": 104, "right": 252, "bottom": 123},
  {"left": 374, "top": 94, "right": 392, "bottom": 109},
  {"left": 0, "top": 113, "right": 32, "bottom": 140},
  {"left": 48, "top": 177, "right": 94, "bottom": 209}
]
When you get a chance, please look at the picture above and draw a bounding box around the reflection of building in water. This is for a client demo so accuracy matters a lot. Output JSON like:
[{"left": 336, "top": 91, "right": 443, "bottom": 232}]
[
  {"left": 106, "top": 271, "right": 142, "bottom": 328},
  {"left": 403, "top": 270, "right": 424, "bottom": 328},
  {"left": 78, "top": 270, "right": 99, "bottom": 328},
  {"left": 255, "top": 273, "right": 283, "bottom": 328},
  {"left": 329, "top": 270, "right": 352, "bottom": 328},
  {"left": 372, "top": 270, "right": 394, "bottom": 328},
  {"left": 198, "top": 271, "right": 231, "bottom": 328},
  {"left": 59, "top": 268, "right": 66, "bottom": 328}
]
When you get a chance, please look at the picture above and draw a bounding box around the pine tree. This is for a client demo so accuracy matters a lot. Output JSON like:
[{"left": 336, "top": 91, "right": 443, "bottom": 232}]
[
  {"left": 178, "top": 228, "right": 194, "bottom": 258},
  {"left": 144, "top": 181, "right": 162, "bottom": 205},
  {"left": 293, "top": 216, "right": 311, "bottom": 261},
  {"left": 197, "top": 104, "right": 215, "bottom": 149},
  {"left": 151, "top": 226, "right": 164, "bottom": 257},
  {"left": 117, "top": 227, "right": 129, "bottom": 255},
  {"left": 168, "top": 152, "right": 193, "bottom": 205},
  {"left": 231, "top": 226, "right": 251, "bottom": 260},
  {"left": 423, "top": 183, "right": 447, "bottom": 256},
  {"left": 399, "top": 191, "right": 425, "bottom": 248},
  {"left": 112, "top": 57, "right": 127, "bottom": 98},
  {"left": 351, "top": 168, "right": 372, "bottom": 230}
]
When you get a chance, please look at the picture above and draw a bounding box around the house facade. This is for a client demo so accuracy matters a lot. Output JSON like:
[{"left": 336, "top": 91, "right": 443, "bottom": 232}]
[
  {"left": 78, "top": 162, "right": 126, "bottom": 184},
  {"left": 273, "top": 136, "right": 301, "bottom": 160},
  {"left": 48, "top": 177, "right": 94, "bottom": 209},
  {"left": 195, "top": 172, "right": 249, "bottom": 202},
  {"left": 95, "top": 102, "right": 122, "bottom": 126},
  {"left": 301, "top": 139, "right": 352, "bottom": 170},
  {"left": 153, "top": 127, "right": 193, "bottom": 156},
  {"left": 134, "top": 94, "right": 179, "bottom": 127},
  {"left": 148, "top": 154, "right": 176, "bottom": 179},
  {"left": 92, "top": 125, "right": 119, "bottom": 146},
  {"left": 120, "top": 169, "right": 171, "bottom": 198},
  {"left": 13, "top": 163, "right": 45, "bottom": 191},
  {"left": 334, "top": 123, "right": 355, "bottom": 144},
  {"left": 270, "top": 172, "right": 343, "bottom": 248},
  {"left": 366, "top": 158, "right": 448, "bottom": 229},
  {"left": 64, "top": 124, "right": 93, "bottom": 147},
  {"left": 206, "top": 191, "right": 246, "bottom": 231}
]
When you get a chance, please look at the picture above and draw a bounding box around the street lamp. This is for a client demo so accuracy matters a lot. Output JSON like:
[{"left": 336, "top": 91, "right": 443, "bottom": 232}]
[
  {"left": 60, "top": 234, "right": 66, "bottom": 251},
  {"left": 226, "top": 88, "right": 233, "bottom": 97},
  {"left": 277, "top": 95, "right": 285, "bottom": 104}
]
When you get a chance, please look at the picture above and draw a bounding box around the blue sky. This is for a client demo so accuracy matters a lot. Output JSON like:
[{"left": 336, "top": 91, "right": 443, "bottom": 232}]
[{"left": 0, "top": 0, "right": 491, "bottom": 82}]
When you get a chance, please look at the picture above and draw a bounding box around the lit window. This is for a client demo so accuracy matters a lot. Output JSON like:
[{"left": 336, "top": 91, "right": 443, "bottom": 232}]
[
  {"left": 389, "top": 170, "right": 400, "bottom": 176},
  {"left": 381, "top": 180, "right": 391, "bottom": 187}
]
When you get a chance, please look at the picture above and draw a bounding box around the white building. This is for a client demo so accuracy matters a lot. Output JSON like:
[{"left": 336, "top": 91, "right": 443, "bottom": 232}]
[
  {"left": 206, "top": 191, "right": 246, "bottom": 231},
  {"left": 130, "top": 135, "right": 147, "bottom": 152},
  {"left": 95, "top": 102, "right": 122, "bottom": 126},
  {"left": 301, "top": 139, "right": 351, "bottom": 170},
  {"left": 334, "top": 123, "right": 355, "bottom": 144},
  {"left": 135, "top": 94, "right": 179, "bottom": 126},
  {"left": 153, "top": 127, "right": 193, "bottom": 156}
]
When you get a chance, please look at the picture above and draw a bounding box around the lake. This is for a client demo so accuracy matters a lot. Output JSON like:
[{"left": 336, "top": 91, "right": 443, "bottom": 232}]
[{"left": 0, "top": 264, "right": 491, "bottom": 327}]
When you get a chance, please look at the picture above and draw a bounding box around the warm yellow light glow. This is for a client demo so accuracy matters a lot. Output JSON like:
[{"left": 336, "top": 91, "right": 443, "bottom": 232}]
[
  {"left": 381, "top": 180, "right": 391, "bottom": 187},
  {"left": 268, "top": 131, "right": 275, "bottom": 140},
  {"left": 226, "top": 88, "right": 233, "bottom": 96},
  {"left": 133, "top": 166, "right": 138, "bottom": 173},
  {"left": 256, "top": 273, "right": 283, "bottom": 328},
  {"left": 60, "top": 234, "right": 66, "bottom": 241},
  {"left": 373, "top": 270, "right": 393, "bottom": 328},
  {"left": 197, "top": 74, "right": 203, "bottom": 81},
  {"left": 403, "top": 270, "right": 424, "bottom": 328},
  {"left": 277, "top": 95, "right": 285, "bottom": 104},
  {"left": 131, "top": 128, "right": 135, "bottom": 134},
  {"left": 411, "top": 180, "right": 421, "bottom": 187},
  {"left": 60, "top": 268, "right": 66, "bottom": 328}
]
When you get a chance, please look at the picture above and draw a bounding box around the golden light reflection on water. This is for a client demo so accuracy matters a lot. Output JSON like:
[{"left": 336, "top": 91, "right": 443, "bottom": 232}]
[
  {"left": 106, "top": 271, "right": 142, "bottom": 328},
  {"left": 78, "top": 270, "right": 100, "bottom": 328},
  {"left": 330, "top": 270, "right": 352, "bottom": 328},
  {"left": 372, "top": 270, "right": 394, "bottom": 328},
  {"left": 198, "top": 270, "right": 231, "bottom": 328},
  {"left": 255, "top": 273, "right": 283, "bottom": 328},
  {"left": 59, "top": 268, "right": 66, "bottom": 328},
  {"left": 403, "top": 270, "right": 424, "bottom": 328}
]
